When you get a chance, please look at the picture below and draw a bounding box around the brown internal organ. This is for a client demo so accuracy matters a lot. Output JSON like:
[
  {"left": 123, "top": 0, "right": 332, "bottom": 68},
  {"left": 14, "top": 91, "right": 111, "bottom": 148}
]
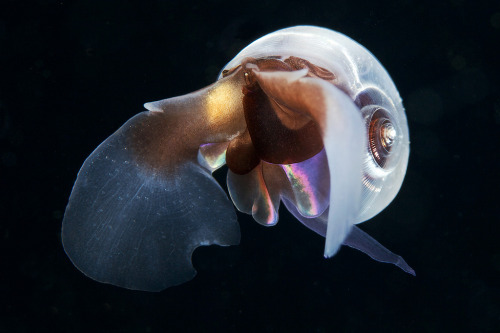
[
  {"left": 226, "top": 129, "right": 260, "bottom": 175},
  {"left": 244, "top": 83, "right": 323, "bottom": 165},
  {"left": 241, "top": 56, "right": 336, "bottom": 82},
  {"left": 284, "top": 56, "right": 336, "bottom": 81},
  {"left": 225, "top": 57, "right": 331, "bottom": 174}
]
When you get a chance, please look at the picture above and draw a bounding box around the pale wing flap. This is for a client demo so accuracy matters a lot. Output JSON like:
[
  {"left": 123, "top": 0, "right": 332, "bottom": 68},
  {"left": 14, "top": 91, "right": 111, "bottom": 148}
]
[
  {"left": 280, "top": 201, "right": 415, "bottom": 275},
  {"left": 62, "top": 112, "right": 240, "bottom": 291},
  {"left": 344, "top": 226, "right": 415, "bottom": 275},
  {"left": 254, "top": 70, "right": 365, "bottom": 258}
]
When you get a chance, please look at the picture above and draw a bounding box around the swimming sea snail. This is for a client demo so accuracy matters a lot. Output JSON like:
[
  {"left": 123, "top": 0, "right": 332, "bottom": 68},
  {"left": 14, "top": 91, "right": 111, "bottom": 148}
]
[{"left": 62, "top": 26, "right": 413, "bottom": 291}]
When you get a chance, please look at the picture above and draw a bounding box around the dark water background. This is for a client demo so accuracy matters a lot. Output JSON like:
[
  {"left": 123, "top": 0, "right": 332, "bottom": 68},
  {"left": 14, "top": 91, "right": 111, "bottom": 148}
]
[{"left": 1, "top": 0, "right": 499, "bottom": 332}]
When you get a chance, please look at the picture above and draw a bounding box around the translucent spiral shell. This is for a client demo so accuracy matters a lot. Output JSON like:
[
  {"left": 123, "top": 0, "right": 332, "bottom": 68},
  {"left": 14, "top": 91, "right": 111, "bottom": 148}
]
[{"left": 220, "top": 26, "right": 410, "bottom": 224}]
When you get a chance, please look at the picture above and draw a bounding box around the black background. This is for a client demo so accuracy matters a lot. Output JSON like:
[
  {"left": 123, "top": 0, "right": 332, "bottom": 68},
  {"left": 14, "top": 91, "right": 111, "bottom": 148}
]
[{"left": 1, "top": 0, "right": 499, "bottom": 332}]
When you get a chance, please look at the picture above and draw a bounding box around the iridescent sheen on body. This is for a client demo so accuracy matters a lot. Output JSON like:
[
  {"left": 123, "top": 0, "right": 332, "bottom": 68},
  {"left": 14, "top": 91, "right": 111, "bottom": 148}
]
[{"left": 281, "top": 149, "right": 330, "bottom": 218}]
